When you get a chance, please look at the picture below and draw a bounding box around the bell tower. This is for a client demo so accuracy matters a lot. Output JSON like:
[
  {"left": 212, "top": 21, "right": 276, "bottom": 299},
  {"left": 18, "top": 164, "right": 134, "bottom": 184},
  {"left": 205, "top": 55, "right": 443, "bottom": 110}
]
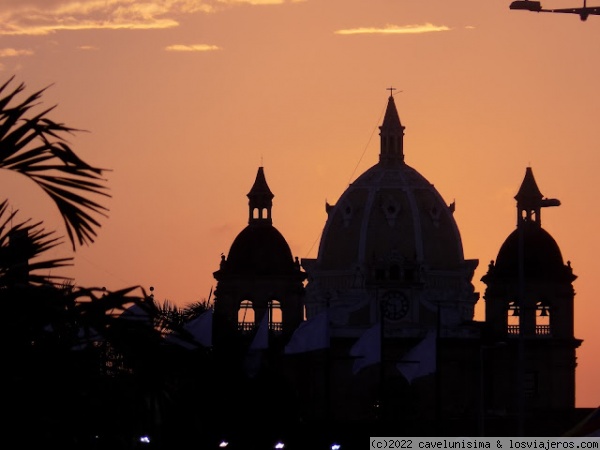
[
  {"left": 212, "top": 167, "right": 306, "bottom": 350},
  {"left": 481, "top": 167, "right": 581, "bottom": 412}
]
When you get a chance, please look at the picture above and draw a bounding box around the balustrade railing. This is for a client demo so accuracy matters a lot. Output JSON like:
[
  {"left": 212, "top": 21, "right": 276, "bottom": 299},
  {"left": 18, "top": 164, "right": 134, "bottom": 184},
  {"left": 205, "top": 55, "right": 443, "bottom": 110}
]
[
  {"left": 237, "top": 322, "right": 283, "bottom": 333},
  {"left": 507, "top": 325, "right": 551, "bottom": 336}
]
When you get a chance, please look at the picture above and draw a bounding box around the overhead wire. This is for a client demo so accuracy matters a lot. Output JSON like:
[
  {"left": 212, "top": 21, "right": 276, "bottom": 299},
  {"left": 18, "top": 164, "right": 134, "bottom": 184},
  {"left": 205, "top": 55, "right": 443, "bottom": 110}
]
[{"left": 302, "top": 98, "right": 388, "bottom": 259}]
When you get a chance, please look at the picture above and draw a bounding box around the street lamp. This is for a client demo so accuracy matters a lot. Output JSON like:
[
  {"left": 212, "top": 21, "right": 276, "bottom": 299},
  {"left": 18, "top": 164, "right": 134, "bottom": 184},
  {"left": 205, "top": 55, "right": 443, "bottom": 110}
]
[
  {"left": 509, "top": 0, "right": 600, "bottom": 21},
  {"left": 510, "top": 0, "right": 542, "bottom": 10},
  {"left": 479, "top": 342, "right": 506, "bottom": 437}
]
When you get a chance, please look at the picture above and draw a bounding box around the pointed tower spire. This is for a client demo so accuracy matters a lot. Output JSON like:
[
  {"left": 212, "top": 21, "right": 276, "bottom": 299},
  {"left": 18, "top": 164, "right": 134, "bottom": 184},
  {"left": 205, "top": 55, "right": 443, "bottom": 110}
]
[
  {"left": 514, "top": 167, "right": 560, "bottom": 228},
  {"left": 247, "top": 166, "right": 274, "bottom": 225},
  {"left": 379, "top": 88, "right": 405, "bottom": 164}
]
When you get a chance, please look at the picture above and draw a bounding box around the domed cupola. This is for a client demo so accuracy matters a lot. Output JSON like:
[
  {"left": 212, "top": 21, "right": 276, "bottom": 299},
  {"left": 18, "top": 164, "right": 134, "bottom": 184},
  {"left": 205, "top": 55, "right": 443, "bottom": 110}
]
[
  {"left": 490, "top": 167, "right": 574, "bottom": 282},
  {"left": 482, "top": 167, "right": 578, "bottom": 338},
  {"left": 213, "top": 167, "right": 305, "bottom": 347},
  {"left": 224, "top": 167, "right": 296, "bottom": 276},
  {"left": 302, "top": 93, "right": 479, "bottom": 335},
  {"left": 481, "top": 167, "right": 581, "bottom": 411}
]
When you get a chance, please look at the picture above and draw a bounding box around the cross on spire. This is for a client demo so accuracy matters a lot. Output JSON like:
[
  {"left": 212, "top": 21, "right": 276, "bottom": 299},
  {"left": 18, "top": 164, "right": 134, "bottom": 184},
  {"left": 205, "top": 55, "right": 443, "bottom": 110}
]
[{"left": 387, "top": 86, "right": 396, "bottom": 96}]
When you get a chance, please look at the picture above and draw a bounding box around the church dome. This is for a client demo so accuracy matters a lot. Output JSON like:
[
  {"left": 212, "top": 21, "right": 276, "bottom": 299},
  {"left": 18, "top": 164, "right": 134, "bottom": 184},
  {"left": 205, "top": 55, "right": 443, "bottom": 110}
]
[
  {"left": 212, "top": 166, "right": 306, "bottom": 344},
  {"left": 318, "top": 161, "right": 463, "bottom": 271},
  {"left": 485, "top": 167, "right": 575, "bottom": 283},
  {"left": 226, "top": 225, "right": 295, "bottom": 276},
  {"left": 317, "top": 95, "right": 463, "bottom": 272},
  {"left": 302, "top": 93, "right": 478, "bottom": 334},
  {"left": 493, "top": 225, "right": 567, "bottom": 280},
  {"left": 217, "top": 166, "right": 299, "bottom": 278}
]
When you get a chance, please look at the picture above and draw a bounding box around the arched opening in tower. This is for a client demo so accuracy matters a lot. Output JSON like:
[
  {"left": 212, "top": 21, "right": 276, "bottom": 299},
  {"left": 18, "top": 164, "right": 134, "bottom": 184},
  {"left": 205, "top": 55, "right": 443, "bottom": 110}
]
[{"left": 238, "top": 299, "right": 255, "bottom": 332}]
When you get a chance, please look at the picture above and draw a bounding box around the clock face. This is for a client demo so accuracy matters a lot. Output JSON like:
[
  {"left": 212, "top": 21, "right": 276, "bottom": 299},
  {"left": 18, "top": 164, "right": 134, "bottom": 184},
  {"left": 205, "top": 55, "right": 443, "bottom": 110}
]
[{"left": 382, "top": 290, "right": 410, "bottom": 321}]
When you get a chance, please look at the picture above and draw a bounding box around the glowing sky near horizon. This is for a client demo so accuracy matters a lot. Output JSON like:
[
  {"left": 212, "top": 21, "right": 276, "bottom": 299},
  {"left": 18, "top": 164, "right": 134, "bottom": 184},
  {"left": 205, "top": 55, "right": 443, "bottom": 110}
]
[{"left": 1, "top": 0, "right": 599, "bottom": 408}]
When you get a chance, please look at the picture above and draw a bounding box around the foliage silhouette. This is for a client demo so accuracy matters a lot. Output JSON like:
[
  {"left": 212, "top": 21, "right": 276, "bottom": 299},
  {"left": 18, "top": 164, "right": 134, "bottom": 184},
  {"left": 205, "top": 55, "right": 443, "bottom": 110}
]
[
  {"left": 0, "top": 199, "right": 72, "bottom": 287},
  {"left": 0, "top": 75, "right": 109, "bottom": 250},
  {"left": 0, "top": 76, "right": 217, "bottom": 447}
]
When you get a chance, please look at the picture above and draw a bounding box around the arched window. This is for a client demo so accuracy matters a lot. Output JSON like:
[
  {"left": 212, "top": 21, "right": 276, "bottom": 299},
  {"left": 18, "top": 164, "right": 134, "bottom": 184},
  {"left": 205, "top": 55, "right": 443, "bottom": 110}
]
[
  {"left": 536, "top": 301, "right": 550, "bottom": 335},
  {"left": 238, "top": 300, "right": 255, "bottom": 332},
  {"left": 270, "top": 300, "right": 282, "bottom": 332},
  {"left": 507, "top": 301, "right": 520, "bottom": 335}
]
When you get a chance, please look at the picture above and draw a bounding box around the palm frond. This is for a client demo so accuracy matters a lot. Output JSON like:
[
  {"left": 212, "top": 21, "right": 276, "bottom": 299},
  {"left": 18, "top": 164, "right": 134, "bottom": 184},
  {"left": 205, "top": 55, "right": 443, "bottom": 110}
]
[
  {"left": 182, "top": 298, "right": 214, "bottom": 319},
  {"left": 0, "top": 76, "right": 110, "bottom": 249},
  {"left": 0, "top": 199, "right": 73, "bottom": 287}
]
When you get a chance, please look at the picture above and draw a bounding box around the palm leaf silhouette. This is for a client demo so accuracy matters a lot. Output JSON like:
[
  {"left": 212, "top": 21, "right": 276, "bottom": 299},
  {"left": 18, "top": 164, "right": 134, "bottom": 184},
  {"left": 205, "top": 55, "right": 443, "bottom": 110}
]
[
  {"left": 0, "top": 76, "right": 109, "bottom": 249},
  {"left": 0, "top": 200, "right": 72, "bottom": 287}
]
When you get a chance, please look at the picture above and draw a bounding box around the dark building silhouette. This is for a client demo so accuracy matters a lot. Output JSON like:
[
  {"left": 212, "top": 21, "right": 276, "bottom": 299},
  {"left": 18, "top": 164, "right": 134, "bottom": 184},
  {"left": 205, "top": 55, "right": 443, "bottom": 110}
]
[
  {"left": 210, "top": 94, "right": 583, "bottom": 436},
  {"left": 299, "top": 93, "right": 480, "bottom": 425},
  {"left": 481, "top": 167, "right": 581, "bottom": 414},
  {"left": 210, "top": 167, "right": 306, "bottom": 430},
  {"left": 212, "top": 166, "right": 305, "bottom": 348}
]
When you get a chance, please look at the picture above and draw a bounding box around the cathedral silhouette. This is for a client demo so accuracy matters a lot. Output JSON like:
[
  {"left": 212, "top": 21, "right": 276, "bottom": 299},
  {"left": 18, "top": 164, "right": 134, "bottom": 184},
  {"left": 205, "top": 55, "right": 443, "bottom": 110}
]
[{"left": 210, "top": 93, "right": 583, "bottom": 437}]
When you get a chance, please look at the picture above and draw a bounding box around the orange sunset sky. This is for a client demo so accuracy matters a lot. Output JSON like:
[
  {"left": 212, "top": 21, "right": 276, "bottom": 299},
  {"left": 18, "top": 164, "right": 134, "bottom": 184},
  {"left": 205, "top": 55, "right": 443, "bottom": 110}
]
[{"left": 1, "top": 0, "right": 599, "bottom": 408}]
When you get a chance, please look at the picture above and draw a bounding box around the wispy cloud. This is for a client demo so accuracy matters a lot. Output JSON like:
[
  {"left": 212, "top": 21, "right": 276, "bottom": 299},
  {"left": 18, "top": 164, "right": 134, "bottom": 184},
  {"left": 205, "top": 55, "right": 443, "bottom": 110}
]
[
  {"left": 165, "top": 44, "right": 221, "bottom": 52},
  {"left": 77, "top": 45, "right": 99, "bottom": 51},
  {"left": 0, "top": 0, "right": 302, "bottom": 36},
  {"left": 218, "top": 0, "right": 279, "bottom": 4},
  {"left": 217, "top": 0, "right": 302, "bottom": 4},
  {"left": 0, "top": 48, "right": 34, "bottom": 58},
  {"left": 0, "top": 0, "right": 215, "bottom": 36},
  {"left": 335, "top": 23, "right": 451, "bottom": 35}
]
